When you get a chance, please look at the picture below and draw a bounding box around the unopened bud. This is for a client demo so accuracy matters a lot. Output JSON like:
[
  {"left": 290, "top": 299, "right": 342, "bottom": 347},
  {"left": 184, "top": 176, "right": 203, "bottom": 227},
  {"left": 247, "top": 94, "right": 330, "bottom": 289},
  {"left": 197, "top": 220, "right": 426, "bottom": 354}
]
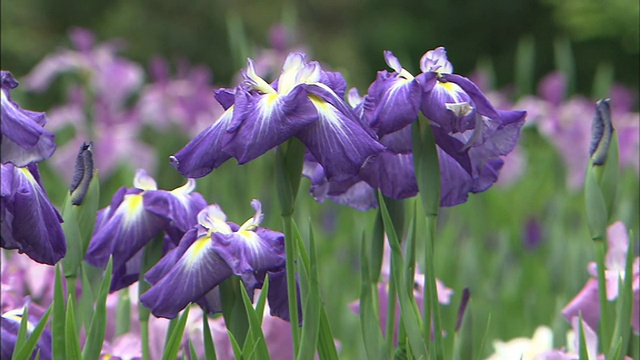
[
  {"left": 589, "top": 99, "right": 613, "bottom": 166},
  {"left": 70, "top": 141, "right": 93, "bottom": 205}
]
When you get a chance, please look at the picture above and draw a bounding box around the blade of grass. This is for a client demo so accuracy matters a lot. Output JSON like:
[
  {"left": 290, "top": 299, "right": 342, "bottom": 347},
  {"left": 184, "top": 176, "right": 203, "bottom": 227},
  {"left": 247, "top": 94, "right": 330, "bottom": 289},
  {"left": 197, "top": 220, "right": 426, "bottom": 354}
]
[
  {"left": 359, "top": 232, "right": 388, "bottom": 360},
  {"left": 202, "top": 315, "right": 217, "bottom": 360},
  {"left": 162, "top": 307, "right": 191, "bottom": 360},
  {"left": 239, "top": 284, "right": 269, "bottom": 360},
  {"left": 65, "top": 294, "right": 82, "bottom": 360},
  {"left": 13, "top": 306, "right": 52, "bottom": 360},
  {"left": 52, "top": 265, "right": 66, "bottom": 360},
  {"left": 82, "top": 257, "right": 113, "bottom": 360},
  {"left": 297, "top": 224, "right": 321, "bottom": 360}
]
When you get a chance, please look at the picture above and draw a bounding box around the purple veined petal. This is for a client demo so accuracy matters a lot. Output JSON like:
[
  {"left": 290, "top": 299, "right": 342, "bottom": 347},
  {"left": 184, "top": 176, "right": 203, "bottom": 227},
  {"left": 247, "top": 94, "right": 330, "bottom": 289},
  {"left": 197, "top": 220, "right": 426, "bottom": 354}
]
[
  {"left": 360, "top": 151, "right": 418, "bottom": 200},
  {"left": 462, "top": 110, "right": 526, "bottom": 154},
  {"left": 440, "top": 73, "right": 500, "bottom": 121},
  {"left": 145, "top": 229, "right": 199, "bottom": 285},
  {"left": 221, "top": 86, "right": 317, "bottom": 164},
  {"left": 110, "top": 247, "right": 144, "bottom": 291},
  {"left": 419, "top": 47, "right": 453, "bottom": 74},
  {"left": 1, "top": 73, "right": 57, "bottom": 167},
  {"left": 194, "top": 286, "right": 223, "bottom": 315},
  {"left": 84, "top": 191, "right": 168, "bottom": 271},
  {"left": 1, "top": 163, "right": 66, "bottom": 265},
  {"left": 139, "top": 236, "right": 234, "bottom": 319},
  {"left": 365, "top": 69, "right": 422, "bottom": 135},
  {"left": 297, "top": 85, "right": 384, "bottom": 181},
  {"left": 170, "top": 107, "right": 235, "bottom": 178}
]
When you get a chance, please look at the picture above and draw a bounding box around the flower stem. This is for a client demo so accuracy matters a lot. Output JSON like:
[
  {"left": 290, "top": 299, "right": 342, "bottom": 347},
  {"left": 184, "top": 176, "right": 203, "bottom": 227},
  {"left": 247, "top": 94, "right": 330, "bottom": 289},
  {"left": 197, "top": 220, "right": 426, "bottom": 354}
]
[
  {"left": 140, "top": 319, "right": 150, "bottom": 360},
  {"left": 595, "top": 240, "right": 611, "bottom": 353},
  {"left": 424, "top": 213, "right": 445, "bottom": 359},
  {"left": 283, "top": 214, "right": 300, "bottom": 354}
]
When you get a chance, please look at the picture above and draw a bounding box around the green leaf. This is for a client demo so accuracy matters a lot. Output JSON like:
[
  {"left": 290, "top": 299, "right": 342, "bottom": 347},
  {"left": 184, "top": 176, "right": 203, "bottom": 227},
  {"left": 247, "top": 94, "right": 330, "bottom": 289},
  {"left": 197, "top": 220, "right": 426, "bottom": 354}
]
[
  {"left": 255, "top": 276, "right": 270, "bottom": 325},
  {"left": 220, "top": 277, "right": 249, "bottom": 348},
  {"left": 60, "top": 193, "right": 83, "bottom": 277},
  {"left": 297, "top": 224, "right": 321, "bottom": 360},
  {"left": 578, "top": 314, "right": 590, "bottom": 360},
  {"left": 227, "top": 329, "right": 243, "bottom": 360},
  {"left": 82, "top": 257, "right": 113, "bottom": 360},
  {"left": 79, "top": 264, "right": 96, "bottom": 332},
  {"left": 52, "top": 265, "right": 67, "bottom": 360},
  {"left": 73, "top": 170, "right": 100, "bottom": 256},
  {"left": 608, "top": 230, "right": 635, "bottom": 360},
  {"left": 239, "top": 283, "right": 269, "bottom": 360},
  {"left": 65, "top": 294, "right": 82, "bottom": 360},
  {"left": 12, "top": 303, "right": 30, "bottom": 359},
  {"left": 275, "top": 137, "right": 305, "bottom": 217},
  {"left": 202, "top": 315, "right": 217, "bottom": 360},
  {"left": 584, "top": 164, "right": 608, "bottom": 241},
  {"left": 189, "top": 339, "right": 199, "bottom": 360},
  {"left": 317, "top": 308, "right": 339, "bottom": 360},
  {"left": 162, "top": 307, "right": 191, "bottom": 360},
  {"left": 598, "top": 132, "right": 619, "bottom": 220},
  {"left": 13, "top": 306, "right": 52, "bottom": 360},
  {"left": 474, "top": 313, "right": 491, "bottom": 360},
  {"left": 359, "top": 232, "right": 388, "bottom": 360},
  {"left": 378, "top": 193, "right": 428, "bottom": 359}
]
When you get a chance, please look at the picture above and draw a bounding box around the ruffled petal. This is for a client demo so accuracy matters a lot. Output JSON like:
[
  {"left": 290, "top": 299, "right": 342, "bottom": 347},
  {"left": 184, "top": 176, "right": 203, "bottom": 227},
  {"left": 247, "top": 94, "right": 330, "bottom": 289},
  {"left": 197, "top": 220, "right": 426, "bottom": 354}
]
[
  {"left": 364, "top": 70, "right": 421, "bottom": 135},
  {"left": 0, "top": 163, "right": 66, "bottom": 265},
  {"left": 1, "top": 72, "right": 56, "bottom": 167}
]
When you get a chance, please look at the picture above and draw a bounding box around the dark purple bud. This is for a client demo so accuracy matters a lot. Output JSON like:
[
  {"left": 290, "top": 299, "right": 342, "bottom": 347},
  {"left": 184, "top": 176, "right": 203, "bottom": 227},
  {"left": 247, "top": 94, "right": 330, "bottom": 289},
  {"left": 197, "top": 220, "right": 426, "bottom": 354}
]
[
  {"left": 70, "top": 141, "right": 94, "bottom": 205},
  {"left": 455, "top": 287, "right": 470, "bottom": 332}
]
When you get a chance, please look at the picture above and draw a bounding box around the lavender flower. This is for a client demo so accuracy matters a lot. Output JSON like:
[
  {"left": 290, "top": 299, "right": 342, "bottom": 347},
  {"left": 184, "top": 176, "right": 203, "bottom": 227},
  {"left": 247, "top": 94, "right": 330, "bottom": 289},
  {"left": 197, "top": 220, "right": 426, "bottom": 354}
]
[
  {"left": 85, "top": 169, "right": 206, "bottom": 291},
  {"left": 140, "top": 200, "right": 293, "bottom": 321},
  {"left": 1, "top": 71, "right": 56, "bottom": 167},
  {"left": 171, "top": 52, "right": 384, "bottom": 181},
  {"left": 562, "top": 221, "right": 640, "bottom": 334},
  {"left": 1, "top": 163, "right": 66, "bottom": 265}
]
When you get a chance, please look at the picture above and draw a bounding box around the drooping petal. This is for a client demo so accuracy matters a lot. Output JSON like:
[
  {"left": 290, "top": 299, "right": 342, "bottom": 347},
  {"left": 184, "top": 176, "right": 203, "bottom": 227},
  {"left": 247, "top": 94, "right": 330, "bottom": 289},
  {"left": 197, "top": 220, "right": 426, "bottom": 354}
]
[
  {"left": 170, "top": 107, "right": 235, "bottom": 178},
  {"left": 266, "top": 269, "right": 302, "bottom": 324},
  {"left": 0, "top": 163, "right": 66, "bottom": 265},
  {"left": 85, "top": 190, "right": 167, "bottom": 271},
  {"left": 222, "top": 86, "right": 317, "bottom": 164},
  {"left": 360, "top": 151, "right": 418, "bottom": 200},
  {"left": 561, "top": 278, "right": 600, "bottom": 336},
  {"left": 140, "top": 235, "right": 233, "bottom": 319},
  {"left": 297, "top": 85, "right": 384, "bottom": 181},
  {"left": 1, "top": 71, "right": 57, "bottom": 167}
]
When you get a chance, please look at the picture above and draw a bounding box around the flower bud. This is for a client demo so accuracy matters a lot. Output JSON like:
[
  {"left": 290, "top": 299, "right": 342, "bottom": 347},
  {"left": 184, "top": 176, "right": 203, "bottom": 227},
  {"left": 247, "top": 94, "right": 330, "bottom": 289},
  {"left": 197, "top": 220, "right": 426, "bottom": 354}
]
[{"left": 69, "top": 141, "right": 93, "bottom": 205}]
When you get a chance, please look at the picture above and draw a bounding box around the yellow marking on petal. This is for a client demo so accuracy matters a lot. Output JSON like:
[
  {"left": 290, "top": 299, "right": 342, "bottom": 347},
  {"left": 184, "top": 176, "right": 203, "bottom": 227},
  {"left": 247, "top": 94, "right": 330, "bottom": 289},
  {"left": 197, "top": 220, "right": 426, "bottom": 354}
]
[
  {"left": 438, "top": 81, "right": 458, "bottom": 92},
  {"left": 185, "top": 236, "right": 211, "bottom": 266},
  {"left": 122, "top": 194, "right": 144, "bottom": 224},
  {"left": 18, "top": 167, "right": 38, "bottom": 184}
]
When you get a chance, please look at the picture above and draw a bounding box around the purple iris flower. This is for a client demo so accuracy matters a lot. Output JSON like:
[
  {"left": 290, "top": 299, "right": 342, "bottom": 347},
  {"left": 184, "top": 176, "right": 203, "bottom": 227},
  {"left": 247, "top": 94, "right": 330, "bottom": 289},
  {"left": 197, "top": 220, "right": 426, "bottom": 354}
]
[
  {"left": 1, "top": 305, "right": 53, "bottom": 360},
  {"left": 140, "top": 200, "right": 293, "bottom": 322},
  {"left": 171, "top": 52, "right": 384, "bottom": 181},
  {"left": 85, "top": 169, "right": 206, "bottom": 291},
  {"left": 304, "top": 48, "right": 526, "bottom": 209},
  {"left": 1, "top": 163, "right": 66, "bottom": 265},
  {"left": 1, "top": 71, "right": 56, "bottom": 167}
]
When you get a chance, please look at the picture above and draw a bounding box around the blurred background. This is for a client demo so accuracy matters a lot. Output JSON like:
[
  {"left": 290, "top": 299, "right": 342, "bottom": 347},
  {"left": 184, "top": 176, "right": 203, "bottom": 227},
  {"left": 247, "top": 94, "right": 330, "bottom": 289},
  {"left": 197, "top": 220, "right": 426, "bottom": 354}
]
[
  {"left": 2, "top": 0, "right": 639, "bottom": 358},
  {"left": 2, "top": 0, "right": 639, "bottom": 93}
]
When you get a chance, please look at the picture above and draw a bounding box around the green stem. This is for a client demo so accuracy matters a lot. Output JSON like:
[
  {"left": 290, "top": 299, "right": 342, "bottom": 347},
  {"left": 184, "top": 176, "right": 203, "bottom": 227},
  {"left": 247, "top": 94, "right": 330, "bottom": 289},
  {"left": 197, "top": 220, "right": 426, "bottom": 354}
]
[
  {"left": 385, "top": 264, "right": 397, "bottom": 354},
  {"left": 424, "top": 214, "right": 444, "bottom": 359},
  {"left": 283, "top": 215, "right": 300, "bottom": 355},
  {"left": 140, "top": 319, "right": 150, "bottom": 360},
  {"left": 595, "top": 241, "right": 611, "bottom": 353}
]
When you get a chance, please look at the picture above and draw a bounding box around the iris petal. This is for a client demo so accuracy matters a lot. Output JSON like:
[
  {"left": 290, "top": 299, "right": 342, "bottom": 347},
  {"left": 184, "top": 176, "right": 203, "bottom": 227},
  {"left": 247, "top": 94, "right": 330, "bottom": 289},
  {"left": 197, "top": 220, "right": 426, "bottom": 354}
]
[
  {"left": 222, "top": 86, "right": 317, "bottom": 164},
  {"left": 140, "top": 235, "right": 233, "bottom": 319},
  {"left": 170, "top": 107, "right": 235, "bottom": 178}
]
